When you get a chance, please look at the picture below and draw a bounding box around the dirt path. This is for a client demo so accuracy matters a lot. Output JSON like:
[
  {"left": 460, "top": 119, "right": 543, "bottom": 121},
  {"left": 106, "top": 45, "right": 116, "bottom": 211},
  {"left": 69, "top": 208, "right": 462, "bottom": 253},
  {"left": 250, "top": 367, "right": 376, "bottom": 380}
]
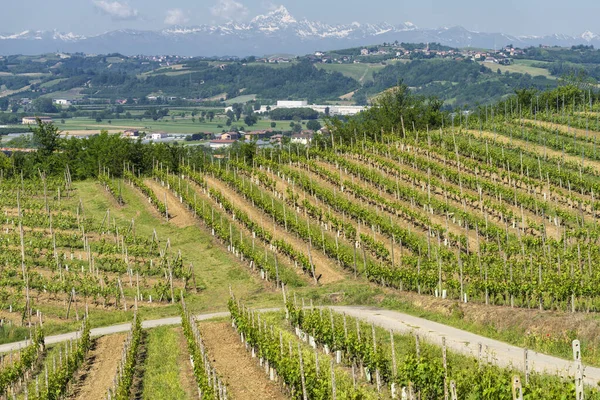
[
  {"left": 523, "top": 119, "right": 600, "bottom": 141},
  {"left": 176, "top": 328, "right": 199, "bottom": 399},
  {"left": 342, "top": 153, "right": 562, "bottom": 241},
  {"left": 199, "top": 321, "right": 286, "bottom": 400},
  {"left": 205, "top": 175, "right": 344, "bottom": 284},
  {"left": 467, "top": 129, "right": 600, "bottom": 203},
  {"left": 68, "top": 334, "right": 126, "bottom": 400},
  {"left": 268, "top": 168, "right": 410, "bottom": 265},
  {"left": 143, "top": 179, "right": 195, "bottom": 228},
  {"left": 293, "top": 161, "right": 480, "bottom": 252}
]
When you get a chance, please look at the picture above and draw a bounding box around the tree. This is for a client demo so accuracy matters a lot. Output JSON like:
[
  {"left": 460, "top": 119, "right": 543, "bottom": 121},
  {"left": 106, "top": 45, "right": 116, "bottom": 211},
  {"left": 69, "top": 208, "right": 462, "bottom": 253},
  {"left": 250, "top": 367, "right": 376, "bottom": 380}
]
[
  {"left": 306, "top": 120, "right": 321, "bottom": 131},
  {"left": 226, "top": 110, "right": 235, "bottom": 121},
  {"left": 270, "top": 122, "right": 276, "bottom": 128},
  {"left": 207, "top": 111, "right": 215, "bottom": 121},
  {"left": 226, "top": 119, "right": 232, "bottom": 126},
  {"left": 31, "top": 120, "right": 60, "bottom": 157},
  {"left": 33, "top": 98, "right": 57, "bottom": 113},
  {"left": 232, "top": 103, "right": 243, "bottom": 121},
  {"left": 0, "top": 98, "right": 8, "bottom": 112},
  {"left": 244, "top": 114, "right": 257, "bottom": 126}
]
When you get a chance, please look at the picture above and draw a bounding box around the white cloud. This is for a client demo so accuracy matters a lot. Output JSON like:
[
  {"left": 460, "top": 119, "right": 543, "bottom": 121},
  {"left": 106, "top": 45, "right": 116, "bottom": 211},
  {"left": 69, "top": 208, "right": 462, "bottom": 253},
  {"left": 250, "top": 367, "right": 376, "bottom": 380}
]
[
  {"left": 164, "top": 9, "right": 189, "bottom": 25},
  {"left": 211, "top": 0, "right": 248, "bottom": 21},
  {"left": 93, "top": 1, "right": 139, "bottom": 20}
]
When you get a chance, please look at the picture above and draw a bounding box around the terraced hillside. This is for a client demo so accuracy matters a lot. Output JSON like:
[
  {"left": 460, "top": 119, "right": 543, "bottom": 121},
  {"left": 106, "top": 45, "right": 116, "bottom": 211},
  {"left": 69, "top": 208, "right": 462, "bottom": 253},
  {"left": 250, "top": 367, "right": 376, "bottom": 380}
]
[{"left": 3, "top": 90, "right": 600, "bottom": 398}]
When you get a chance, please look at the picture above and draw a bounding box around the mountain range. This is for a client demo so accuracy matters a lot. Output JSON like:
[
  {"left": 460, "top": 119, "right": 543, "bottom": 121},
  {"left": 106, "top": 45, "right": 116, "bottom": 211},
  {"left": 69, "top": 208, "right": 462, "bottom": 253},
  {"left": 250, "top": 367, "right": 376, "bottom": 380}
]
[{"left": 1, "top": 6, "right": 599, "bottom": 56}]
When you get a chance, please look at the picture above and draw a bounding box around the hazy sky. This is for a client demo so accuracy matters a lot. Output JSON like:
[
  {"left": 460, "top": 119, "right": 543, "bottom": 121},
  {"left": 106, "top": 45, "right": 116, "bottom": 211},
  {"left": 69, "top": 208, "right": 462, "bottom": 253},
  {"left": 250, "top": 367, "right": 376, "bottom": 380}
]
[{"left": 2, "top": 0, "right": 598, "bottom": 36}]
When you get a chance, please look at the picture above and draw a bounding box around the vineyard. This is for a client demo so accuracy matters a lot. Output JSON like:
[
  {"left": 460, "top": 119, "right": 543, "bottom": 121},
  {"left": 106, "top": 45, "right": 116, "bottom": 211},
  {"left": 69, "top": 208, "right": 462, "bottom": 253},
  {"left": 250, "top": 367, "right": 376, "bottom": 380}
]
[{"left": 2, "top": 93, "right": 600, "bottom": 398}]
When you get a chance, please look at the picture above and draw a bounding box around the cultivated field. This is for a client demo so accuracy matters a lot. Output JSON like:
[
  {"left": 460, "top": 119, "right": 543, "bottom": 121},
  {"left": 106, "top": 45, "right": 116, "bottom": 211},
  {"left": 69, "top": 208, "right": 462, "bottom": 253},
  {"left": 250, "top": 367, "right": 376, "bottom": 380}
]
[{"left": 2, "top": 107, "right": 600, "bottom": 398}]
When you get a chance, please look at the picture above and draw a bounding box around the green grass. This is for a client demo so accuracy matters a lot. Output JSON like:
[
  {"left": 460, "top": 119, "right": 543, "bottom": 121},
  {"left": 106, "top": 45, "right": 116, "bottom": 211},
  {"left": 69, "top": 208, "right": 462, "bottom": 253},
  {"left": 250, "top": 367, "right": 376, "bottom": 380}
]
[
  {"left": 142, "top": 326, "right": 191, "bottom": 400},
  {"left": 57, "top": 116, "right": 276, "bottom": 134},
  {"left": 224, "top": 94, "right": 257, "bottom": 105},
  {"left": 316, "top": 63, "right": 385, "bottom": 83},
  {"left": 39, "top": 87, "right": 84, "bottom": 100},
  {"left": 480, "top": 59, "right": 555, "bottom": 79},
  {"left": 39, "top": 78, "right": 67, "bottom": 88}
]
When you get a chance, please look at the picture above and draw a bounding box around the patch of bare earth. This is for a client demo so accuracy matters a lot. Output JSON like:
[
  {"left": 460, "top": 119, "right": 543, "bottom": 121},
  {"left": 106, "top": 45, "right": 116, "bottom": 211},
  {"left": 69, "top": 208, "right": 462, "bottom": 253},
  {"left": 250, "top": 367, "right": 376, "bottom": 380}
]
[
  {"left": 205, "top": 175, "right": 344, "bottom": 284},
  {"left": 68, "top": 334, "right": 126, "bottom": 400},
  {"left": 143, "top": 179, "right": 195, "bottom": 228},
  {"left": 176, "top": 328, "right": 199, "bottom": 399},
  {"left": 523, "top": 119, "right": 600, "bottom": 141},
  {"left": 199, "top": 322, "right": 286, "bottom": 400}
]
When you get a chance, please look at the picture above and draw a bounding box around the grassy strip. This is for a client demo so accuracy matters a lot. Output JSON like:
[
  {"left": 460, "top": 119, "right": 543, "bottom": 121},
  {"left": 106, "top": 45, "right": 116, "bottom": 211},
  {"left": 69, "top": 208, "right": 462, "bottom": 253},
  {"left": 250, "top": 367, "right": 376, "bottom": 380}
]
[{"left": 142, "top": 326, "right": 189, "bottom": 400}]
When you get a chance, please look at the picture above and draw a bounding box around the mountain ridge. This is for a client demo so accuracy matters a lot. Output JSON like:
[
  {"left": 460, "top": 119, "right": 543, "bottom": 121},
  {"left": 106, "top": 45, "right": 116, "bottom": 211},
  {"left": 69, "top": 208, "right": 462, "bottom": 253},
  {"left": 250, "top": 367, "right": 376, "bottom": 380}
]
[{"left": 1, "top": 6, "right": 599, "bottom": 56}]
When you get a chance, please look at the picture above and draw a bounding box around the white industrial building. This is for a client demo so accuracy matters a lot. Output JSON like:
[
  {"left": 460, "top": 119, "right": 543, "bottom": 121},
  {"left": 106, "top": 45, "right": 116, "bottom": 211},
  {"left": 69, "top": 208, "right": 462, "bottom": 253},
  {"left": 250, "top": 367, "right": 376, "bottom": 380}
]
[{"left": 276, "top": 100, "right": 308, "bottom": 108}]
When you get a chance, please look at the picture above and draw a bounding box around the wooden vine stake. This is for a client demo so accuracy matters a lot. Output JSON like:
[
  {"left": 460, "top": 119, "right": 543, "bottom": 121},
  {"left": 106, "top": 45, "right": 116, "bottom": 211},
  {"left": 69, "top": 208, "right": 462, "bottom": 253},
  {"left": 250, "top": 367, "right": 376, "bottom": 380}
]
[
  {"left": 330, "top": 359, "right": 337, "bottom": 400},
  {"left": 523, "top": 348, "right": 529, "bottom": 385},
  {"left": 573, "top": 340, "right": 584, "bottom": 400},
  {"left": 442, "top": 336, "right": 448, "bottom": 400},
  {"left": 297, "top": 344, "right": 308, "bottom": 400}
]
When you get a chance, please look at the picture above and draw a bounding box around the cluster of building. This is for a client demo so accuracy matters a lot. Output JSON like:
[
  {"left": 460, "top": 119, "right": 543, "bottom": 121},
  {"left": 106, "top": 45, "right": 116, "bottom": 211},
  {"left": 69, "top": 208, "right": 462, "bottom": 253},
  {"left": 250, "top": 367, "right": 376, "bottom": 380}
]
[
  {"left": 310, "top": 44, "right": 525, "bottom": 66},
  {"left": 208, "top": 130, "right": 315, "bottom": 149},
  {"left": 251, "top": 100, "right": 367, "bottom": 117}
]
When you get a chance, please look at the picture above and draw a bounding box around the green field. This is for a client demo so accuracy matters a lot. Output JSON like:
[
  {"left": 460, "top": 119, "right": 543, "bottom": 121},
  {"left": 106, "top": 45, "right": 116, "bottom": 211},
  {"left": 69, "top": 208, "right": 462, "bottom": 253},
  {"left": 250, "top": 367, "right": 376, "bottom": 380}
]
[
  {"left": 224, "top": 94, "right": 257, "bottom": 105},
  {"left": 480, "top": 59, "right": 555, "bottom": 78},
  {"left": 55, "top": 115, "right": 278, "bottom": 134},
  {"left": 316, "top": 63, "right": 385, "bottom": 83}
]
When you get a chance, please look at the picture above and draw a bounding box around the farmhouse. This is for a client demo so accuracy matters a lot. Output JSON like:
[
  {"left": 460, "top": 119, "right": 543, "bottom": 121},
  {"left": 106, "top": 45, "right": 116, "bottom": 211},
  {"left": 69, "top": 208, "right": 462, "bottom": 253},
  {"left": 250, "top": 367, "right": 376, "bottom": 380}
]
[
  {"left": 220, "top": 132, "right": 241, "bottom": 140},
  {"left": 270, "top": 134, "right": 284, "bottom": 144},
  {"left": 53, "top": 99, "right": 71, "bottom": 106},
  {"left": 22, "top": 116, "right": 53, "bottom": 125},
  {"left": 209, "top": 139, "right": 236, "bottom": 149},
  {"left": 291, "top": 133, "right": 313, "bottom": 145},
  {"left": 123, "top": 129, "right": 139, "bottom": 137},
  {"left": 150, "top": 133, "right": 168, "bottom": 140}
]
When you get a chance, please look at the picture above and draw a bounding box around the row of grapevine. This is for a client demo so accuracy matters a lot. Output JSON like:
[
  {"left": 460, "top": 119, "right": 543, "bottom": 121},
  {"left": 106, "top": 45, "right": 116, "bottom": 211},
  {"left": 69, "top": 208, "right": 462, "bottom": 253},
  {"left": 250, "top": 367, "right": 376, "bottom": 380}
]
[
  {"left": 0, "top": 329, "right": 45, "bottom": 397},
  {"left": 30, "top": 317, "right": 91, "bottom": 400},
  {"left": 152, "top": 166, "right": 303, "bottom": 287},
  {"left": 285, "top": 299, "right": 595, "bottom": 399},
  {"left": 228, "top": 296, "right": 379, "bottom": 399},
  {"left": 180, "top": 299, "right": 227, "bottom": 400},
  {"left": 106, "top": 312, "right": 142, "bottom": 400}
]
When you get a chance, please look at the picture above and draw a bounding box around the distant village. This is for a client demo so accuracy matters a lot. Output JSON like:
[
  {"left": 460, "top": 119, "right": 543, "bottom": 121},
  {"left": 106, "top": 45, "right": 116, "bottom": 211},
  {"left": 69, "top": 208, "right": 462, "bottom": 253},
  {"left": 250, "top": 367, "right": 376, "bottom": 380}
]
[{"left": 19, "top": 99, "right": 342, "bottom": 150}]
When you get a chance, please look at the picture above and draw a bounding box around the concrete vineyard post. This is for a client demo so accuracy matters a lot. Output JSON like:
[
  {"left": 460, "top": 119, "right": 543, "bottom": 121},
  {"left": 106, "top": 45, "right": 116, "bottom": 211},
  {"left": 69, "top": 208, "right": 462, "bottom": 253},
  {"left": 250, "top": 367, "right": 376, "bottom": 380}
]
[{"left": 573, "top": 340, "right": 584, "bottom": 400}]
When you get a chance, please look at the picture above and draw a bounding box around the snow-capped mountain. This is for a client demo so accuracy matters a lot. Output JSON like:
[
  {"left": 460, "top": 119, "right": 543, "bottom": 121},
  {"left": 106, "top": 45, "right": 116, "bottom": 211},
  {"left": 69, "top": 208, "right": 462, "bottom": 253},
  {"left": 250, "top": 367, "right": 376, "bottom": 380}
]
[{"left": 0, "top": 6, "right": 599, "bottom": 56}]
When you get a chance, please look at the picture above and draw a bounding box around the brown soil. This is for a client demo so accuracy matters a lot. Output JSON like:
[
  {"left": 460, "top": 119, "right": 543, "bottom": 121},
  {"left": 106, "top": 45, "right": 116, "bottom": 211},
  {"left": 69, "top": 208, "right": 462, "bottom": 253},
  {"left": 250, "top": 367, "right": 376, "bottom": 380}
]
[
  {"left": 268, "top": 166, "right": 410, "bottom": 265},
  {"left": 143, "top": 179, "right": 195, "bottom": 228},
  {"left": 310, "top": 159, "right": 482, "bottom": 251},
  {"left": 467, "top": 129, "right": 600, "bottom": 206},
  {"left": 176, "top": 328, "right": 199, "bottom": 399},
  {"left": 343, "top": 153, "right": 562, "bottom": 241},
  {"left": 523, "top": 119, "right": 600, "bottom": 141},
  {"left": 199, "top": 321, "right": 286, "bottom": 400},
  {"left": 184, "top": 178, "right": 301, "bottom": 281},
  {"left": 205, "top": 175, "right": 344, "bottom": 284},
  {"left": 68, "top": 333, "right": 127, "bottom": 400},
  {"left": 471, "top": 128, "right": 600, "bottom": 171}
]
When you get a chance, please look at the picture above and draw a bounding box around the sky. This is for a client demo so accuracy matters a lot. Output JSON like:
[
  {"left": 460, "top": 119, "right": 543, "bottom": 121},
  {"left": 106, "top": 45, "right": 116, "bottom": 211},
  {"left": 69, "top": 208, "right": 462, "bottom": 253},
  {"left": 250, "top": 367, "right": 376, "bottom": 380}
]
[{"left": 2, "top": 0, "right": 598, "bottom": 37}]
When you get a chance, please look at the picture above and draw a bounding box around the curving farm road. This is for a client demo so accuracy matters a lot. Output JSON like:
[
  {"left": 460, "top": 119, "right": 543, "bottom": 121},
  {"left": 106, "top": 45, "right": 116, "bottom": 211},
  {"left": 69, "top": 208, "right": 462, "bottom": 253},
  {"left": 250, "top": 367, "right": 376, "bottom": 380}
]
[{"left": 1, "top": 307, "right": 598, "bottom": 387}]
